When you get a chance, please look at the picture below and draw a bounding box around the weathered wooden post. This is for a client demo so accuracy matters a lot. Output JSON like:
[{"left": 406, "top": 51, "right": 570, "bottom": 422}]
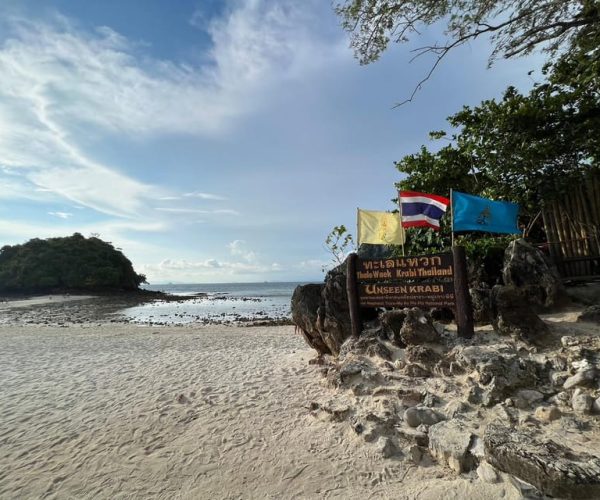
[
  {"left": 346, "top": 253, "right": 361, "bottom": 338},
  {"left": 452, "top": 246, "right": 474, "bottom": 338}
]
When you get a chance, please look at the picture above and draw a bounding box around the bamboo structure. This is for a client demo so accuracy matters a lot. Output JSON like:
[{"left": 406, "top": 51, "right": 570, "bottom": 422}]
[{"left": 542, "top": 173, "right": 600, "bottom": 280}]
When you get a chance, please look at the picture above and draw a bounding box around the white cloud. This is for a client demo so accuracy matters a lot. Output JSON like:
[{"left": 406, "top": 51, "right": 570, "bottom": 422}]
[
  {"left": 139, "top": 255, "right": 286, "bottom": 282},
  {"left": 227, "top": 239, "right": 257, "bottom": 262},
  {"left": 48, "top": 211, "right": 73, "bottom": 219}
]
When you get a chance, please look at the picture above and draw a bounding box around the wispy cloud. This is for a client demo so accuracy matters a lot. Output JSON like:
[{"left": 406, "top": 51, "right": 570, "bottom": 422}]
[
  {"left": 183, "top": 192, "right": 227, "bottom": 200},
  {"left": 48, "top": 211, "right": 73, "bottom": 219},
  {"left": 0, "top": 1, "right": 340, "bottom": 220},
  {"left": 155, "top": 207, "right": 239, "bottom": 215}
]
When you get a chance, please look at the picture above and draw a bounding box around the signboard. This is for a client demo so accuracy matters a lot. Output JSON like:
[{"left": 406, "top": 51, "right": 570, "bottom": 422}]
[
  {"left": 356, "top": 253, "right": 453, "bottom": 282},
  {"left": 346, "top": 247, "right": 473, "bottom": 338},
  {"left": 358, "top": 281, "right": 455, "bottom": 309},
  {"left": 355, "top": 253, "right": 455, "bottom": 309},
  {"left": 346, "top": 249, "right": 473, "bottom": 338}
]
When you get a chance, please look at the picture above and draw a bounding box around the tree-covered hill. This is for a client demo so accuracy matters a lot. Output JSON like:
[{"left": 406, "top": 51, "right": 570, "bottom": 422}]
[{"left": 0, "top": 233, "right": 147, "bottom": 293}]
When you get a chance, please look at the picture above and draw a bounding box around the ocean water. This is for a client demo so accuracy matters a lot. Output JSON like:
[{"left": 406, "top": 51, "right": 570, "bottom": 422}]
[{"left": 120, "top": 282, "right": 308, "bottom": 325}]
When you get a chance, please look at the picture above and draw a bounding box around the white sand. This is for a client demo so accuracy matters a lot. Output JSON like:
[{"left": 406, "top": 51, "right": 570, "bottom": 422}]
[{"left": 0, "top": 324, "right": 519, "bottom": 499}]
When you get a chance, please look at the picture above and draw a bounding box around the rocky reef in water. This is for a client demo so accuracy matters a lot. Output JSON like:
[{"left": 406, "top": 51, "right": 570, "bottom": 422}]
[{"left": 292, "top": 239, "right": 600, "bottom": 499}]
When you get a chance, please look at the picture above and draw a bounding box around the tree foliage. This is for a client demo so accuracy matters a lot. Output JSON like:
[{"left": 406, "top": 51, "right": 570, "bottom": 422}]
[
  {"left": 393, "top": 29, "right": 599, "bottom": 278},
  {"left": 336, "top": 0, "right": 600, "bottom": 102},
  {"left": 323, "top": 225, "right": 356, "bottom": 270},
  {"left": 0, "top": 233, "right": 147, "bottom": 293},
  {"left": 396, "top": 29, "right": 599, "bottom": 213}
]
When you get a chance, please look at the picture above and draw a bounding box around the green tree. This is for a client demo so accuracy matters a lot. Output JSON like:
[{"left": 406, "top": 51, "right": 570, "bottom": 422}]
[
  {"left": 336, "top": 0, "right": 600, "bottom": 102},
  {"left": 0, "top": 234, "right": 147, "bottom": 293},
  {"left": 394, "top": 29, "right": 599, "bottom": 280},
  {"left": 323, "top": 225, "right": 356, "bottom": 270}
]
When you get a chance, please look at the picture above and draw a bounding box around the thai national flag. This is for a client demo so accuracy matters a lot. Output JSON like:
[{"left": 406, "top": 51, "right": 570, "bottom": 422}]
[{"left": 399, "top": 191, "right": 450, "bottom": 230}]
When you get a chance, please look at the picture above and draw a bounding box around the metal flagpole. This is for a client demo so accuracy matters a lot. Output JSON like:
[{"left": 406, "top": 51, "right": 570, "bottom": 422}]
[{"left": 450, "top": 189, "right": 455, "bottom": 248}]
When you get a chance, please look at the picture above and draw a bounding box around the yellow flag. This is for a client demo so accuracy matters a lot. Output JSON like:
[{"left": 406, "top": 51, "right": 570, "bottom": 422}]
[{"left": 357, "top": 209, "right": 405, "bottom": 245}]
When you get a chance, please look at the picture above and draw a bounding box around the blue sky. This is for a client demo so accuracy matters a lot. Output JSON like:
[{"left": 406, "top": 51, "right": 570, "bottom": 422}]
[{"left": 0, "top": 0, "right": 543, "bottom": 283}]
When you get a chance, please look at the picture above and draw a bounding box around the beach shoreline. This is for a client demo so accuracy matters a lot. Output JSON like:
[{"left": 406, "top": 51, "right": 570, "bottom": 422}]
[{"left": 0, "top": 291, "right": 293, "bottom": 327}]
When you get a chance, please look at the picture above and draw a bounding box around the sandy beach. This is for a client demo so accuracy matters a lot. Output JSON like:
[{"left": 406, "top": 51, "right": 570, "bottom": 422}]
[{"left": 0, "top": 318, "right": 522, "bottom": 499}]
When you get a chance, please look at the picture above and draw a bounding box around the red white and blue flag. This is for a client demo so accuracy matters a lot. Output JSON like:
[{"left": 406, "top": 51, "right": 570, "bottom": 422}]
[{"left": 399, "top": 191, "right": 450, "bottom": 230}]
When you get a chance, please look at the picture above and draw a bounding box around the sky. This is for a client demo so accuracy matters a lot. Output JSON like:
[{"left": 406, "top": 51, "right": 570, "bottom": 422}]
[{"left": 0, "top": 0, "right": 545, "bottom": 284}]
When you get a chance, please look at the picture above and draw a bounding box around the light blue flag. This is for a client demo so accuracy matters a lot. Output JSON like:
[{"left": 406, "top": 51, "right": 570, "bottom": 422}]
[{"left": 452, "top": 191, "right": 520, "bottom": 234}]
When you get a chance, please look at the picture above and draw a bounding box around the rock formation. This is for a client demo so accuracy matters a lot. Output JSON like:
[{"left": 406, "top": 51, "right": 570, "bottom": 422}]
[
  {"left": 502, "top": 238, "right": 566, "bottom": 309},
  {"left": 293, "top": 242, "right": 600, "bottom": 497}
]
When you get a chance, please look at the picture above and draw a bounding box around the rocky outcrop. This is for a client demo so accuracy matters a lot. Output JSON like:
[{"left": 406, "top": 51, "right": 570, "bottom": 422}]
[
  {"left": 484, "top": 424, "right": 600, "bottom": 499},
  {"left": 291, "top": 262, "right": 353, "bottom": 356},
  {"left": 470, "top": 286, "right": 492, "bottom": 324},
  {"left": 291, "top": 284, "right": 331, "bottom": 355},
  {"left": 318, "top": 263, "right": 354, "bottom": 355},
  {"left": 502, "top": 238, "right": 566, "bottom": 309},
  {"left": 490, "top": 285, "right": 549, "bottom": 343}
]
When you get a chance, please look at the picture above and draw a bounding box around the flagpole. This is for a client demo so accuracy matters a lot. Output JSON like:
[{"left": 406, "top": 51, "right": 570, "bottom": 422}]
[
  {"left": 450, "top": 189, "right": 455, "bottom": 248},
  {"left": 398, "top": 193, "right": 405, "bottom": 256},
  {"left": 356, "top": 207, "right": 360, "bottom": 247}
]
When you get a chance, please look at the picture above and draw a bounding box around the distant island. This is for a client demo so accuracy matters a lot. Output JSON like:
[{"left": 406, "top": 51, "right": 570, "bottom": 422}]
[{"left": 0, "top": 233, "right": 147, "bottom": 294}]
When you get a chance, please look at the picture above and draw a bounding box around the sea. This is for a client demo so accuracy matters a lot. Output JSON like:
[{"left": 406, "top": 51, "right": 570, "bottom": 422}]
[{"left": 120, "top": 282, "right": 309, "bottom": 325}]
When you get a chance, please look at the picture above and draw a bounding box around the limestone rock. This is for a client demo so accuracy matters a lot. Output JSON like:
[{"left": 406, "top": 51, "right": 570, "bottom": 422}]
[
  {"left": 567, "top": 283, "right": 600, "bottom": 306},
  {"left": 404, "top": 406, "right": 445, "bottom": 428},
  {"left": 397, "top": 427, "right": 429, "bottom": 446},
  {"left": 444, "top": 400, "right": 469, "bottom": 419},
  {"left": 407, "top": 444, "right": 423, "bottom": 464},
  {"left": 502, "top": 238, "right": 566, "bottom": 309},
  {"left": 455, "top": 344, "right": 539, "bottom": 406},
  {"left": 379, "top": 309, "right": 407, "bottom": 345},
  {"left": 292, "top": 260, "right": 372, "bottom": 356},
  {"left": 338, "top": 332, "right": 392, "bottom": 361},
  {"left": 428, "top": 420, "right": 477, "bottom": 473},
  {"left": 484, "top": 423, "right": 600, "bottom": 499},
  {"left": 403, "top": 363, "right": 431, "bottom": 378},
  {"left": 550, "top": 370, "right": 568, "bottom": 386},
  {"left": 548, "top": 391, "right": 571, "bottom": 407},
  {"left": 534, "top": 405, "right": 561, "bottom": 423},
  {"left": 572, "top": 389, "right": 593, "bottom": 414},
  {"left": 563, "top": 369, "right": 597, "bottom": 390},
  {"left": 376, "top": 436, "right": 399, "bottom": 458},
  {"left": 404, "top": 345, "right": 441, "bottom": 365},
  {"left": 578, "top": 305, "right": 600, "bottom": 323},
  {"left": 399, "top": 308, "right": 439, "bottom": 345},
  {"left": 318, "top": 263, "right": 354, "bottom": 355},
  {"left": 477, "top": 461, "right": 499, "bottom": 483},
  {"left": 490, "top": 285, "right": 549, "bottom": 343},
  {"left": 470, "top": 286, "right": 492, "bottom": 324},
  {"left": 514, "top": 389, "right": 544, "bottom": 409},
  {"left": 291, "top": 284, "right": 331, "bottom": 355}
]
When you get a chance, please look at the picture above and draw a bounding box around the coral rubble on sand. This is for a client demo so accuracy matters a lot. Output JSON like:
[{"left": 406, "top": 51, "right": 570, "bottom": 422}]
[
  {"left": 304, "top": 315, "right": 600, "bottom": 499},
  {"left": 292, "top": 241, "right": 600, "bottom": 499}
]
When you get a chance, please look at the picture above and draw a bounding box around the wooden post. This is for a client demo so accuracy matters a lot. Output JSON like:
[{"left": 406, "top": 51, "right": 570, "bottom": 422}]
[
  {"left": 346, "top": 253, "right": 362, "bottom": 338},
  {"left": 452, "top": 246, "right": 474, "bottom": 338}
]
